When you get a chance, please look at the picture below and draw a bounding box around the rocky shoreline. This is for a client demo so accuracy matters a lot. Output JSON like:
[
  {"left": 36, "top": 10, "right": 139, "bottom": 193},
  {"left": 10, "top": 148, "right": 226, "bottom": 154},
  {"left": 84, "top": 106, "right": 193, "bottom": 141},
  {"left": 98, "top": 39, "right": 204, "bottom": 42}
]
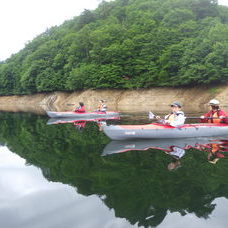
[{"left": 0, "top": 86, "right": 227, "bottom": 114}]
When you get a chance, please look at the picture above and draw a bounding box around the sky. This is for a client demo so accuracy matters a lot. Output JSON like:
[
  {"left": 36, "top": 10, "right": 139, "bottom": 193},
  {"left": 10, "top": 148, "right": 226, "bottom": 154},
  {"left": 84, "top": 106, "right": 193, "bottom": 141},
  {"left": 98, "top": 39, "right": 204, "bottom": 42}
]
[
  {"left": 0, "top": 0, "right": 227, "bottom": 61},
  {"left": 0, "top": 0, "right": 104, "bottom": 61}
]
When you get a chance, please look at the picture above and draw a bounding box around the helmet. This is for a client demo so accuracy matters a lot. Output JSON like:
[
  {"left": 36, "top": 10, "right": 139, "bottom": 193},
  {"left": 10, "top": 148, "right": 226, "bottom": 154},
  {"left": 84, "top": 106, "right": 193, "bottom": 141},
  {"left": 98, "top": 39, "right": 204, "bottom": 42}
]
[{"left": 209, "top": 99, "right": 220, "bottom": 106}]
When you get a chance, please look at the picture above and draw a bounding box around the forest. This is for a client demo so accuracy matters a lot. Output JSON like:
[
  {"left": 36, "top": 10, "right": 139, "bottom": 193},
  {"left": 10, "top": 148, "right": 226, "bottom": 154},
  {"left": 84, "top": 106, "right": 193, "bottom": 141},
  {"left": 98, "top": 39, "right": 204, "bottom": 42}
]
[{"left": 0, "top": 0, "right": 227, "bottom": 95}]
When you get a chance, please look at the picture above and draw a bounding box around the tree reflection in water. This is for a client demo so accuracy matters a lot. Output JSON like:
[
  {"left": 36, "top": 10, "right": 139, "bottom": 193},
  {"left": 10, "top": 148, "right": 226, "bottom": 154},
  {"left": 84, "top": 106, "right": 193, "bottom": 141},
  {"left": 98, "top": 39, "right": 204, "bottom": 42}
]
[{"left": 0, "top": 112, "right": 228, "bottom": 227}]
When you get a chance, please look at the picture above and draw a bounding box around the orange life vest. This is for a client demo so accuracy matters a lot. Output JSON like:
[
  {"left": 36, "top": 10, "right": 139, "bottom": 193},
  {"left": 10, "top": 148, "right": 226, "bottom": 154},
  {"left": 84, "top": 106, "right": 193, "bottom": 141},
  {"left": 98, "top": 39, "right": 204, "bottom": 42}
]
[
  {"left": 209, "top": 111, "right": 220, "bottom": 124},
  {"left": 211, "top": 143, "right": 220, "bottom": 153}
]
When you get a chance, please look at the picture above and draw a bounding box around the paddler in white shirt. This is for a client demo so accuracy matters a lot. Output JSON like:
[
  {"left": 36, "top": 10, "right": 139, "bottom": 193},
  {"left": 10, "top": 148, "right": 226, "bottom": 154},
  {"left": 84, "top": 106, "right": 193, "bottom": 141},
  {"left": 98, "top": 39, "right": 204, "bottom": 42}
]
[{"left": 156, "top": 102, "right": 185, "bottom": 127}]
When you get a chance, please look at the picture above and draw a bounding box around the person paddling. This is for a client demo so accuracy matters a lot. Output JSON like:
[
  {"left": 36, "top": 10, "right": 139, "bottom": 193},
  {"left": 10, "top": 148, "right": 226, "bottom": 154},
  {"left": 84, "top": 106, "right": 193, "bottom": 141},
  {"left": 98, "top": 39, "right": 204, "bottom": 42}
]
[
  {"left": 74, "top": 102, "right": 86, "bottom": 113},
  {"left": 156, "top": 102, "right": 185, "bottom": 127},
  {"left": 74, "top": 121, "right": 86, "bottom": 131},
  {"left": 201, "top": 99, "right": 228, "bottom": 123},
  {"left": 97, "top": 100, "right": 107, "bottom": 112}
]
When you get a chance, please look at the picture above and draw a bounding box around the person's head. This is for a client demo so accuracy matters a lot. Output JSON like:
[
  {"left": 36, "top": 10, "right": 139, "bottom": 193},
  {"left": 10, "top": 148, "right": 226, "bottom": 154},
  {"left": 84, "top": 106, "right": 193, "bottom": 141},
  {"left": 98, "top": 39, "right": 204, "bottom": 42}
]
[
  {"left": 100, "top": 100, "right": 105, "bottom": 103},
  {"left": 79, "top": 102, "right": 84, "bottom": 107},
  {"left": 170, "top": 102, "right": 182, "bottom": 112},
  {"left": 167, "top": 160, "right": 181, "bottom": 171},
  {"left": 209, "top": 99, "right": 220, "bottom": 110}
]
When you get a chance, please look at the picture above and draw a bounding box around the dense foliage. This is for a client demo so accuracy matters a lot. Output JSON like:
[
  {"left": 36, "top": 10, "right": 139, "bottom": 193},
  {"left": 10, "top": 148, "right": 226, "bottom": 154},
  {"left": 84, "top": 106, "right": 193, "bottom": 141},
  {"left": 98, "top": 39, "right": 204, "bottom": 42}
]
[
  {"left": 0, "top": 0, "right": 228, "bottom": 95},
  {"left": 0, "top": 112, "right": 228, "bottom": 227}
]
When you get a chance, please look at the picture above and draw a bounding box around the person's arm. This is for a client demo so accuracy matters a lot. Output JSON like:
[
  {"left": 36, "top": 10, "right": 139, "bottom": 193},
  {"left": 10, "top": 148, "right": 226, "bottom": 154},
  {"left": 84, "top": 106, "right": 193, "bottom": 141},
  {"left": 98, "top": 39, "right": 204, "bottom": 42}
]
[
  {"left": 219, "top": 110, "right": 228, "bottom": 123},
  {"left": 200, "top": 111, "right": 212, "bottom": 123},
  {"left": 74, "top": 106, "right": 80, "bottom": 112},
  {"left": 219, "top": 110, "right": 227, "bottom": 117}
]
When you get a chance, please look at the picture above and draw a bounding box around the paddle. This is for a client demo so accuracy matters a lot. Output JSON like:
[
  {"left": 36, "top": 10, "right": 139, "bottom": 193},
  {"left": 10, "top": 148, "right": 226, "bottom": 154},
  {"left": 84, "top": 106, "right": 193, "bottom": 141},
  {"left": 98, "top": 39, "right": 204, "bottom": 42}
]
[
  {"left": 149, "top": 111, "right": 167, "bottom": 124},
  {"left": 148, "top": 111, "right": 228, "bottom": 120},
  {"left": 149, "top": 111, "right": 156, "bottom": 119}
]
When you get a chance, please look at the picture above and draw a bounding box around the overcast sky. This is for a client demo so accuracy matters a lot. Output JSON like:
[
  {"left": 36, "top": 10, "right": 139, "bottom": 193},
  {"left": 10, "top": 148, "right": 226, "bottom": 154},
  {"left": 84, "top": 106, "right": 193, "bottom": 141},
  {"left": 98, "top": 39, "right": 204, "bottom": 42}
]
[{"left": 0, "top": 0, "right": 227, "bottom": 61}]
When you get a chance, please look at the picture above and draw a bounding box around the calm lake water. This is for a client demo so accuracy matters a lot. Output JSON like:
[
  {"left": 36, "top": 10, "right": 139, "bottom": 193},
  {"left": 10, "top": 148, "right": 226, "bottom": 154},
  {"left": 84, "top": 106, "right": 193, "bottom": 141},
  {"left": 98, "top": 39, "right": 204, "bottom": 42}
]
[{"left": 0, "top": 112, "right": 228, "bottom": 228}]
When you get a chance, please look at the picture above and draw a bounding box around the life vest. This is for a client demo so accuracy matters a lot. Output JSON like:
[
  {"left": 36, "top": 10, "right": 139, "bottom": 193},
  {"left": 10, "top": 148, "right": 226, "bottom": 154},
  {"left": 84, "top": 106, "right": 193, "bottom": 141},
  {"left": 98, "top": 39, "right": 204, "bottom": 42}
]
[
  {"left": 165, "top": 113, "right": 175, "bottom": 122},
  {"left": 211, "top": 143, "right": 220, "bottom": 153},
  {"left": 165, "top": 111, "right": 184, "bottom": 122},
  {"left": 74, "top": 121, "right": 86, "bottom": 128},
  {"left": 209, "top": 111, "right": 220, "bottom": 124},
  {"left": 98, "top": 103, "right": 107, "bottom": 112},
  {"left": 208, "top": 143, "right": 225, "bottom": 162},
  {"left": 75, "top": 106, "right": 86, "bottom": 113}
]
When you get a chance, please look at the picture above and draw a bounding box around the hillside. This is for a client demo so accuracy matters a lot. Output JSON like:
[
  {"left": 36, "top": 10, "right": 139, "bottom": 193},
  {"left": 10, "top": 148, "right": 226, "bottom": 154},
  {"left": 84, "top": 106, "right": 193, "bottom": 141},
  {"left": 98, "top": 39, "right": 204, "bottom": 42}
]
[{"left": 0, "top": 0, "right": 227, "bottom": 95}]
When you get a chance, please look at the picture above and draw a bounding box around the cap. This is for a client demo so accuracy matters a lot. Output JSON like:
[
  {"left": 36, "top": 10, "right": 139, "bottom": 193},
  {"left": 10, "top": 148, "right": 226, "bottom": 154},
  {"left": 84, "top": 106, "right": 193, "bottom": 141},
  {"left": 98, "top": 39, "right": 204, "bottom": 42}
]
[{"left": 170, "top": 102, "right": 182, "bottom": 108}]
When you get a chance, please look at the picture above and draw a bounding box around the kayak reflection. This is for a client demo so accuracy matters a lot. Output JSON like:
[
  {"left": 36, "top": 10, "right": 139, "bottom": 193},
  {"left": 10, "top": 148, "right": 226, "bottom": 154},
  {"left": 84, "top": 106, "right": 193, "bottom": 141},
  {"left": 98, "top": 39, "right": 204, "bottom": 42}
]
[
  {"left": 102, "top": 138, "right": 218, "bottom": 155},
  {"left": 47, "top": 116, "right": 120, "bottom": 125},
  {"left": 47, "top": 116, "right": 120, "bottom": 131},
  {"left": 102, "top": 137, "right": 228, "bottom": 166},
  {"left": 73, "top": 120, "right": 107, "bottom": 132},
  {"left": 46, "top": 110, "right": 120, "bottom": 118}
]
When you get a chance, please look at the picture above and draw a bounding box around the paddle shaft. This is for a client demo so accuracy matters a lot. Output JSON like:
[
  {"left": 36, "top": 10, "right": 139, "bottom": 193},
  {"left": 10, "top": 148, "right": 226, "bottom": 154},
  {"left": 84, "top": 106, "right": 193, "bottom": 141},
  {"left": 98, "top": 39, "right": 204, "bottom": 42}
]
[
  {"left": 155, "top": 116, "right": 228, "bottom": 120},
  {"left": 186, "top": 117, "right": 228, "bottom": 119},
  {"left": 149, "top": 112, "right": 228, "bottom": 120},
  {"left": 66, "top": 104, "right": 76, "bottom": 106}
]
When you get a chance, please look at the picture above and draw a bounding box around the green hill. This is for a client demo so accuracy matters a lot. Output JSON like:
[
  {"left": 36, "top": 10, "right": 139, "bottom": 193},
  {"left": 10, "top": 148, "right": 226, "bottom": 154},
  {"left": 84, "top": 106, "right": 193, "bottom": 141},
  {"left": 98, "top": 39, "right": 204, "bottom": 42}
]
[{"left": 0, "top": 0, "right": 227, "bottom": 95}]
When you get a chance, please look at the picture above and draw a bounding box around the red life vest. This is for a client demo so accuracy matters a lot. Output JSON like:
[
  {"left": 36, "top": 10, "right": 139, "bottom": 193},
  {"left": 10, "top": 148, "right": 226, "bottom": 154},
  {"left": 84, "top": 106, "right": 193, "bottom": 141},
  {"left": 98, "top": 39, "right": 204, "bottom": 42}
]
[{"left": 75, "top": 106, "right": 86, "bottom": 113}]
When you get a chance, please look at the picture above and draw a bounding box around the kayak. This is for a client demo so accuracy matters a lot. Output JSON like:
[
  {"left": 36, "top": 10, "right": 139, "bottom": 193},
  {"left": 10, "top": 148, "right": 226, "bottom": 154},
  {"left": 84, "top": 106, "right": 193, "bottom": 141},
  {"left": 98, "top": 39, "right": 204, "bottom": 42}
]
[
  {"left": 102, "top": 123, "right": 228, "bottom": 140},
  {"left": 47, "top": 116, "right": 120, "bottom": 125},
  {"left": 46, "top": 111, "right": 119, "bottom": 118},
  {"left": 102, "top": 137, "right": 226, "bottom": 156}
]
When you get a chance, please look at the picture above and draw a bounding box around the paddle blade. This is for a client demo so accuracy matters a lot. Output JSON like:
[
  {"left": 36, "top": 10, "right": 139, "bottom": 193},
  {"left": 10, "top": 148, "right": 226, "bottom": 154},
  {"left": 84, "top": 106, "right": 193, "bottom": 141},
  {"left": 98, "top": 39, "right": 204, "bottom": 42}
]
[{"left": 149, "top": 111, "right": 155, "bottom": 119}]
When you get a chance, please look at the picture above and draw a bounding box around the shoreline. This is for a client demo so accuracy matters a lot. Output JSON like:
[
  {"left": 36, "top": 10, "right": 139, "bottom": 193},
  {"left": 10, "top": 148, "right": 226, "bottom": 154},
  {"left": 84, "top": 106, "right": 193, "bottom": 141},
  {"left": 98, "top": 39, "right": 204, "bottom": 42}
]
[{"left": 0, "top": 87, "right": 227, "bottom": 114}]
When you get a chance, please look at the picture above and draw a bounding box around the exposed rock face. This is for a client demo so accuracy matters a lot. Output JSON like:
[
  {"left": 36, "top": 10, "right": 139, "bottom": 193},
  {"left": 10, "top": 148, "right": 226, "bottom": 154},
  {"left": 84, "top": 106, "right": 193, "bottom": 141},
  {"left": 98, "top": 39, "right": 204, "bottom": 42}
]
[{"left": 0, "top": 87, "right": 227, "bottom": 114}]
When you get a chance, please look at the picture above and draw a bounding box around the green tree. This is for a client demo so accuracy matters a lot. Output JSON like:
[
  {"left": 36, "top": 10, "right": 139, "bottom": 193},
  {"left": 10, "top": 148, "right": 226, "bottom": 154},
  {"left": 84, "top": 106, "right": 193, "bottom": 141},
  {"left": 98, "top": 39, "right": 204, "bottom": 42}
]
[{"left": 0, "top": 0, "right": 227, "bottom": 94}]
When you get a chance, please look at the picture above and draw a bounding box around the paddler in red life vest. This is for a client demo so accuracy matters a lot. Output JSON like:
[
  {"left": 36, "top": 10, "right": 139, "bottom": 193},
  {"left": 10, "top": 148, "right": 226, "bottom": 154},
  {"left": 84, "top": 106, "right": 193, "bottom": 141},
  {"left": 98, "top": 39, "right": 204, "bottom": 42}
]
[
  {"left": 207, "top": 143, "right": 225, "bottom": 164},
  {"left": 74, "top": 102, "right": 86, "bottom": 113},
  {"left": 156, "top": 102, "right": 185, "bottom": 127},
  {"left": 200, "top": 99, "right": 228, "bottom": 124},
  {"left": 74, "top": 121, "right": 86, "bottom": 130}
]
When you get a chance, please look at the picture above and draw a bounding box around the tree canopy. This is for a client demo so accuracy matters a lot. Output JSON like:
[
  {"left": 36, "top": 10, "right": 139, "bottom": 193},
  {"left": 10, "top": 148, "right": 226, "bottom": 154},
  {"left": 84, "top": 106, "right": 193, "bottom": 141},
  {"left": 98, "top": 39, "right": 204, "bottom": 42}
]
[{"left": 0, "top": 0, "right": 227, "bottom": 95}]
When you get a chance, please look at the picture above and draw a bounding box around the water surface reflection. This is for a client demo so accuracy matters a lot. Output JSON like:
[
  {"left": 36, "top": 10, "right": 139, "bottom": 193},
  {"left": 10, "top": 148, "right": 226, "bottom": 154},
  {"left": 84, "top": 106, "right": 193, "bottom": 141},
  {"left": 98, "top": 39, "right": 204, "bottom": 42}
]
[
  {"left": 0, "top": 112, "right": 227, "bottom": 228},
  {"left": 0, "top": 146, "right": 137, "bottom": 228},
  {"left": 102, "top": 137, "right": 228, "bottom": 166}
]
